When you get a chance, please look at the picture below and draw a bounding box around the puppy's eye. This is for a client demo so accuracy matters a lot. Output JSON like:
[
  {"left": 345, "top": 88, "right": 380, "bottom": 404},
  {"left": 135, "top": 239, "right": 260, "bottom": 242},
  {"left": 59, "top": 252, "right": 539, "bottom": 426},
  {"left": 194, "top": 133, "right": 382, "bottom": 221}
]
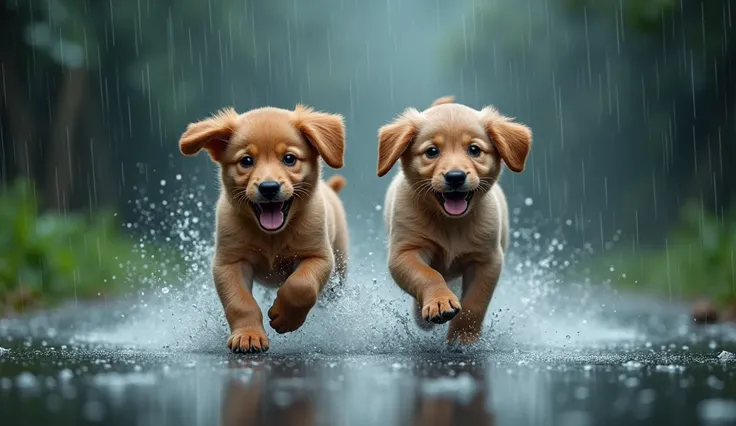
[
  {"left": 239, "top": 156, "right": 254, "bottom": 168},
  {"left": 467, "top": 145, "right": 482, "bottom": 157},
  {"left": 425, "top": 146, "right": 440, "bottom": 159},
  {"left": 282, "top": 153, "right": 297, "bottom": 167}
]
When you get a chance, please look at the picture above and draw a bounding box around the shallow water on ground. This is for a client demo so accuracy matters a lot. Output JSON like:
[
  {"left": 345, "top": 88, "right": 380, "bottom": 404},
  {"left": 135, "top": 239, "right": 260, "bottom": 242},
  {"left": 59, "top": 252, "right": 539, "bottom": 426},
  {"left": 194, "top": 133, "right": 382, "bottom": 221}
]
[{"left": 1, "top": 291, "right": 736, "bottom": 426}]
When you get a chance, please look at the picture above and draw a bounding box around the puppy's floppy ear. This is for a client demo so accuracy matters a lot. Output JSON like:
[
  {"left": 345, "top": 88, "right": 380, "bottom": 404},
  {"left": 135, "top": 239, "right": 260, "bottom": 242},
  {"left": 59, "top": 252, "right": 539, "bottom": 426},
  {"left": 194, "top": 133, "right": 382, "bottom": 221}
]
[
  {"left": 480, "top": 106, "right": 532, "bottom": 173},
  {"left": 376, "top": 109, "right": 421, "bottom": 177},
  {"left": 179, "top": 107, "right": 239, "bottom": 162},
  {"left": 292, "top": 105, "right": 345, "bottom": 169}
]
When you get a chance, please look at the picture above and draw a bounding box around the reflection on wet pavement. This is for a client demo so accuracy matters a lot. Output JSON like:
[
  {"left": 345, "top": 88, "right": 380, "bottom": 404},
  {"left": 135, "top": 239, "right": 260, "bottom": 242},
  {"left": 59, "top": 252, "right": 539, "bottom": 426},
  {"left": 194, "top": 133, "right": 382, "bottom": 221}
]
[{"left": 1, "top": 331, "right": 736, "bottom": 426}]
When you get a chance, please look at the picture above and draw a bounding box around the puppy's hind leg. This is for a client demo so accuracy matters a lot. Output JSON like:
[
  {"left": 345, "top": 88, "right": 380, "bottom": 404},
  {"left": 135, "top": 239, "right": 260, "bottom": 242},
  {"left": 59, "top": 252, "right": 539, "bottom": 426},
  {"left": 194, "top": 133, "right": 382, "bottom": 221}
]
[
  {"left": 321, "top": 250, "right": 347, "bottom": 304},
  {"left": 322, "top": 231, "right": 348, "bottom": 303},
  {"left": 333, "top": 230, "right": 349, "bottom": 287},
  {"left": 447, "top": 251, "right": 504, "bottom": 345}
]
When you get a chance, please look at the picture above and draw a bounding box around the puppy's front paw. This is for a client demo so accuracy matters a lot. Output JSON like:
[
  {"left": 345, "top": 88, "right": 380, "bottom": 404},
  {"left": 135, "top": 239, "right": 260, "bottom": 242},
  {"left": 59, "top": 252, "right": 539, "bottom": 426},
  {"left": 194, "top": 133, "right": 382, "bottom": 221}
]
[
  {"left": 228, "top": 327, "right": 270, "bottom": 353},
  {"left": 421, "top": 291, "right": 461, "bottom": 324},
  {"left": 267, "top": 283, "right": 318, "bottom": 334}
]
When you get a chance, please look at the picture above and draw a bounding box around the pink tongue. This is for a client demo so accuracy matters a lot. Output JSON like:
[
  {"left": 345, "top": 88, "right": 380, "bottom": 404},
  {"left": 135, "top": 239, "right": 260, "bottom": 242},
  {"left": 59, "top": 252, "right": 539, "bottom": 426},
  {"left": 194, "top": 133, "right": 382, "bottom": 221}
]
[
  {"left": 444, "top": 198, "right": 468, "bottom": 215},
  {"left": 259, "top": 202, "right": 285, "bottom": 230}
]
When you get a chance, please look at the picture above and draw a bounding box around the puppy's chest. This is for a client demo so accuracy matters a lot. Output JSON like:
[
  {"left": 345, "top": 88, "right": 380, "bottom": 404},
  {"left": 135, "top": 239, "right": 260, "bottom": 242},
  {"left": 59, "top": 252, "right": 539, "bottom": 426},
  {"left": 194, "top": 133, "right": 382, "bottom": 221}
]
[
  {"left": 430, "top": 229, "right": 489, "bottom": 274},
  {"left": 246, "top": 247, "right": 299, "bottom": 286},
  {"left": 430, "top": 245, "right": 473, "bottom": 276}
]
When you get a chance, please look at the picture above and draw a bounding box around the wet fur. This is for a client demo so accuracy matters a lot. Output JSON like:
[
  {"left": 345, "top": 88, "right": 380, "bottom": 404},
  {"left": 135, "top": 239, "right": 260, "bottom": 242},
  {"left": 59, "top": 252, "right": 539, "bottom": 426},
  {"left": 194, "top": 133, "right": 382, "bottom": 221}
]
[
  {"left": 179, "top": 105, "right": 348, "bottom": 353},
  {"left": 377, "top": 96, "right": 532, "bottom": 344}
]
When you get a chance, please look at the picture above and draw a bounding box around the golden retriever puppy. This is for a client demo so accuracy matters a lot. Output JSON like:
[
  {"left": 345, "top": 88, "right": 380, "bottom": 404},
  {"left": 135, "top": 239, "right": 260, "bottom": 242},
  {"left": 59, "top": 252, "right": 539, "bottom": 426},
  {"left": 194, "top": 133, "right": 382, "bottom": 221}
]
[
  {"left": 178, "top": 105, "right": 348, "bottom": 353},
  {"left": 377, "top": 96, "right": 532, "bottom": 344}
]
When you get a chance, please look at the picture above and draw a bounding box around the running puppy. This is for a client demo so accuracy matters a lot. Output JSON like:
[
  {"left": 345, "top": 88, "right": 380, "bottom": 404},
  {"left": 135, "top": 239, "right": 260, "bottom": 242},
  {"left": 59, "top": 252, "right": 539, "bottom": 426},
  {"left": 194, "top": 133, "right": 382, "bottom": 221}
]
[
  {"left": 179, "top": 105, "right": 348, "bottom": 353},
  {"left": 377, "top": 96, "right": 532, "bottom": 344}
]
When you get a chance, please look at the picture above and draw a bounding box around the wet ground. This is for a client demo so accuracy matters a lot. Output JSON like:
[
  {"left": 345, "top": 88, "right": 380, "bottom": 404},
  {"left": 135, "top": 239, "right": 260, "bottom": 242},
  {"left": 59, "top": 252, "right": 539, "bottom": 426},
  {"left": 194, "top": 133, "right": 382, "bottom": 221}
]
[{"left": 1, "top": 296, "right": 736, "bottom": 426}]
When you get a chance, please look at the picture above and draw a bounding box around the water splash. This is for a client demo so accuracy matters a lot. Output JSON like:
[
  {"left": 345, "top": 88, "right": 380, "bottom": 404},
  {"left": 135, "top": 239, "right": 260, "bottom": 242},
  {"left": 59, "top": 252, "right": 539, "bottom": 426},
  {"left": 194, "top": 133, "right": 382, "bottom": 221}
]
[{"left": 72, "top": 174, "right": 639, "bottom": 354}]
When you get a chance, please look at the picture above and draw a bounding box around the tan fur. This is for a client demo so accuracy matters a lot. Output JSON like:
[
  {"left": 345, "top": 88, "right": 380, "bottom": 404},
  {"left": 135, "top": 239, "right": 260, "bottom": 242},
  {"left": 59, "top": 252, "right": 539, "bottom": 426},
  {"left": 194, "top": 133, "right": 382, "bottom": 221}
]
[
  {"left": 325, "top": 174, "right": 347, "bottom": 193},
  {"left": 377, "top": 96, "right": 532, "bottom": 344},
  {"left": 179, "top": 105, "right": 348, "bottom": 353}
]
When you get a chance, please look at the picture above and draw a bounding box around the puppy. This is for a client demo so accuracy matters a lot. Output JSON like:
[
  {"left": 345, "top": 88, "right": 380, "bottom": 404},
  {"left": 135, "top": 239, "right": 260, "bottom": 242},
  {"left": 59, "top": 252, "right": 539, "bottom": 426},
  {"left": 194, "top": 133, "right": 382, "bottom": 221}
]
[
  {"left": 377, "top": 96, "right": 532, "bottom": 344},
  {"left": 179, "top": 105, "right": 348, "bottom": 353}
]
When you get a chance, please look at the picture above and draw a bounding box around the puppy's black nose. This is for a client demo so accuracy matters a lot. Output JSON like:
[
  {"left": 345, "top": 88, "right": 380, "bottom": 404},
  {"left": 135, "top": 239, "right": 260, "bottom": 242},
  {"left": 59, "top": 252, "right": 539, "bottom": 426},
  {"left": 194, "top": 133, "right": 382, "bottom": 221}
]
[
  {"left": 258, "top": 181, "right": 281, "bottom": 200},
  {"left": 444, "top": 170, "right": 467, "bottom": 189}
]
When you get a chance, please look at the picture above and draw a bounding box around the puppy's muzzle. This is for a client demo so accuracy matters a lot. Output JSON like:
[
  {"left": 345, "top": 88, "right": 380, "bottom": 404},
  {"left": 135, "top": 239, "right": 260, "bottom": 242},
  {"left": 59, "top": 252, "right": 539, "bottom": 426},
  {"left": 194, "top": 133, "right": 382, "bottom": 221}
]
[
  {"left": 438, "top": 170, "right": 473, "bottom": 216},
  {"left": 443, "top": 170, "right": 467, "bottom": 190},
  {"left": 258, "top": 181, "right": 281, "bottom": 200}
]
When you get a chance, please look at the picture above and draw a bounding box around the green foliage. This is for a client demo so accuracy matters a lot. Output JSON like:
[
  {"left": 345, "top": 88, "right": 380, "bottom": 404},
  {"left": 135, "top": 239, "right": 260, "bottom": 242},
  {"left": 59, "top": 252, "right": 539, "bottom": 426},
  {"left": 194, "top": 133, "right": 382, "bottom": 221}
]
[
  {"left": 584, "top": 202, "right": 736, "bottom": 304},
  {"left": 0, "top": 180, "right": 139, "bottom": 314}
]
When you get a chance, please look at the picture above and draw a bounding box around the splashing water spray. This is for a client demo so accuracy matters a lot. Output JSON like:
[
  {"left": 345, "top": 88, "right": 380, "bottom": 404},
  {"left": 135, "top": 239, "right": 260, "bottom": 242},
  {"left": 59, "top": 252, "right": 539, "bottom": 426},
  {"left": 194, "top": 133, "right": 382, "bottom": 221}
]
[{"left": 73, "top": 172, "right": 640, "bottom": 355}]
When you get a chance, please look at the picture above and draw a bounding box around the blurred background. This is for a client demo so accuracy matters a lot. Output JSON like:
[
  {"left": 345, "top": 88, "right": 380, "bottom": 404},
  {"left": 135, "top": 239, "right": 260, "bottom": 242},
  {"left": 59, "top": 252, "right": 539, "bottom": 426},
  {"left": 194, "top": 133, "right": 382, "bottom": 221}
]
[{"left": 0, "top": 0, "right": 734, "bottom": 317}]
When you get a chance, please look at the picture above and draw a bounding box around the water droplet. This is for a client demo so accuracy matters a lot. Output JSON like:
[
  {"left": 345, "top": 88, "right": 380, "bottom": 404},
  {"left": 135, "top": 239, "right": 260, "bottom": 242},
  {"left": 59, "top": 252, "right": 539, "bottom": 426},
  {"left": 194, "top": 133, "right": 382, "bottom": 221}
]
[
  {"left": 524, "top": 197, "right": 533, "bottom": 206},
  {"left": 161, "top": 287, "right": 170, "bottom": 294}
]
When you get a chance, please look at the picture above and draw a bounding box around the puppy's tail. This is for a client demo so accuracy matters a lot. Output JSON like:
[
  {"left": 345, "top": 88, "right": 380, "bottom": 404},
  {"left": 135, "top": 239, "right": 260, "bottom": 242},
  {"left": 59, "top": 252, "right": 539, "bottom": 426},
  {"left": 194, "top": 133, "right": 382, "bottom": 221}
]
[
  {"left": 430, "top": 95, "right": 455, "bottom": 108},
  {"left": 326, "top": 174, "right": 347, "bottom": 194}
]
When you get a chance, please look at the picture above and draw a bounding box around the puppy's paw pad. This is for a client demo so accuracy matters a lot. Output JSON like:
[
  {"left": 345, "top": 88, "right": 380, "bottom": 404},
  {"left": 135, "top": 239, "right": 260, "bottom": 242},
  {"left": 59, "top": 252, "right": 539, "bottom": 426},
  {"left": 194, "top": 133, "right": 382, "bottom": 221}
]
[
  {"left": 267, "top": 297, "right": 313, "bottom": 334},
  {"left": 422, "top": 295, "right": 461, "bottom": 324},
  {"left": 227, "top": 328, "right": 270, "bottom": 354}
]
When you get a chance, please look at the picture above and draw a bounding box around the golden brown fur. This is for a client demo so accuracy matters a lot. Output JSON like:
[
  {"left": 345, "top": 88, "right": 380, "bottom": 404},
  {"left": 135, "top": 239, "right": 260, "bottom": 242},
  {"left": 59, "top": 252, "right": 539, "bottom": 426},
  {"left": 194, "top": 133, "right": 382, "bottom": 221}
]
[
  {"left": 377, "top": 96, "right": 532, "bottom": 344},
  {"left": 179, "top": 105, "right": 348, "bottom": 353}
]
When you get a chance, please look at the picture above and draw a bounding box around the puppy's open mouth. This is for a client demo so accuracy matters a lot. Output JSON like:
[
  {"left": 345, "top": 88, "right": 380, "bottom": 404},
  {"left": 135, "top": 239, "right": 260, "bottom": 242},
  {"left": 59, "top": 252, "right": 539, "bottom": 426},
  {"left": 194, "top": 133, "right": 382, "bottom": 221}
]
[
  {"left": 249, "top": 199, "right": 293, "bottom": 231},
  {"left": 435, "top": 191, "right": 473, "bottom": 216}
]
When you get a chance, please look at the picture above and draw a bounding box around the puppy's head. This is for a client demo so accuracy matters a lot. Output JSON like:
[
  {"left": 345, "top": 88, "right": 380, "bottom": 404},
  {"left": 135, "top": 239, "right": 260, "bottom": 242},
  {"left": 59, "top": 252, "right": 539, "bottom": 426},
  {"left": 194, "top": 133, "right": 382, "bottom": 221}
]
[
  {"left": 377, "top": 96, "right": 531, "bottom": 218},
  {"left": 179, "top": 105, "right": 345, "bottom": 232}
]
